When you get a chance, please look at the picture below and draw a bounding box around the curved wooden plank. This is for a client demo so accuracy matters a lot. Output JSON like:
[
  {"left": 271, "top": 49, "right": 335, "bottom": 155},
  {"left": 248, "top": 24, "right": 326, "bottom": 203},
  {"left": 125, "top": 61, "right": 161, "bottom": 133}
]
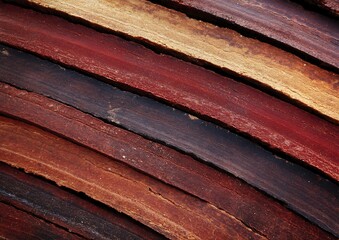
[
  {"left": 1, "top": 47, "right": 338, "bottom": 235},
  {"left": 0, "top": 202, "right": 84, "bottom": 240},
  {"left": 0, "top": 163, "right": 165, "bottom": 240},
  {"left": 10, "top": 0, "right": 339, "bottom": 122},
  {"left": 0, "top": 83, "right": 335, "bottom": 239},
  {"left": 0, "top": 6, "right": 338, "bottom": 181},
  {"left": 0, "top": 116, "right": 265, "bottom": 240},
  {"left": 152, "top": 0, "right": 339, "bottom": 69}
]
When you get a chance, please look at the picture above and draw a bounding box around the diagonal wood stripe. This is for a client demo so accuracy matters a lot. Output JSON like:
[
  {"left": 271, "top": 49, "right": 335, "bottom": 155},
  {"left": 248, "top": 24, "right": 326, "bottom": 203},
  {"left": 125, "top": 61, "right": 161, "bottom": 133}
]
[{"left": 12, "top": 0, "right": 339, "bottom": 122}]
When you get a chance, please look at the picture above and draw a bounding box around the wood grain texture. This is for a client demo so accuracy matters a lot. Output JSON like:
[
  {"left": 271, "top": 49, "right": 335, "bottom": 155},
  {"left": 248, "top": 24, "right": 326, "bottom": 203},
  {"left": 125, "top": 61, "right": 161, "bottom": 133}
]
[
  {"left": 0, "top": 116, "right": 266, "bottom": 240},
  {"left": 152, "top": 0, "right": 339, "bottom": 69},
  {"left": 294, "top": 0, "right": 339, "bottom": 17},
  {"left": 0, "top": 162, "right": 165, "bottom": 240},
  {"left": 0, "top": 83, "right": 335, "bottom": 239},
  {"left": 9, "top": 0, "right": 339, "bottom": 122},
  {"left": 1, "top": 73, "right": 339, "bottom": 238},
  {"left": 0, "top": 202, "right": 84, "bottom": 240},
  {"left": 0, "top": 6, "right": 338, "bottom": 181}
]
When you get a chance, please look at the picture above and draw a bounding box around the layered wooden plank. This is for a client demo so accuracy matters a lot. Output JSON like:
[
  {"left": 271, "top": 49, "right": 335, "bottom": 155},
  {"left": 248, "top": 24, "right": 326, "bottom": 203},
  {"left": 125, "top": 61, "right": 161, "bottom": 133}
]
[
  {"left": 0, "top": 162, "right": 165, "bottom": 240},
  {"left": 152, "top": 0, "right": 339, "bottom": 69},
  {"left": 0, "top": 116, "right": 266, "bottom": 240},
  {"left": 8, "top": 0, "right": 339, "bottom": 122},
  {"left": 2, "top": 46, "right": 338, "bottom": 234},
  {"left": 0, "top": 83, "right": 335, "bottom": 239},
  {"left": 0, "top": 202, "right": 83, "bottom": 240},
  {"left": 0, "top": 7, "right": 338, "bottom": 181}
]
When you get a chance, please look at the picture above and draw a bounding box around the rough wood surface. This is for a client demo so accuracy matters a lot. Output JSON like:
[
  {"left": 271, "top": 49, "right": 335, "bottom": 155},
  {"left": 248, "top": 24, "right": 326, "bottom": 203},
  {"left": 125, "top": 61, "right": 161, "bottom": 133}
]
[
  {"left": 2, "top": 64, "right": 338, "bottom": 238},
  {"left": 0, "top": 116, "right": 266, "bottom": 240},
  {"left": 0, "top": 6, "right": 338, "bottom": 182},
  {"left": 9, "top": 0, "right": 339, "bottom": 122},
  {"left": 0, "top": 202, "right": 84, "bottom": 240},
  {"left": 294, "top": 0, "right": 339, "bottom": 17},
  {"left": 152, "top": 0, "right": 339, "bottom": 69},
  {"left": 1, "top": 83, "right": 336, "bottom": 239},
  {"left": 1, "top": 83, "right": 335, "bottom": 239},
  {"left": 0, "top": 162, "right": 165, "bottom": 240}
]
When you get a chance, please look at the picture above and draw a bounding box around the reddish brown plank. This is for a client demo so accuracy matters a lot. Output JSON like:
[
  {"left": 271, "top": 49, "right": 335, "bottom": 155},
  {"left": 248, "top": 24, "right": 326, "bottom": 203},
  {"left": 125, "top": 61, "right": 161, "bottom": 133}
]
[
  {"left": 0, "top": 83, "right": 337, "bottom": 239},
  {"left": 151, "top": 0, "right": 339, "bottom": 69},
  {"left": 0, "top": 116, "right": 266, "bottom": 240},
  {"left": 0, "top": 162, "right": 165, "bottom": 240},
  {"left": 0, "top": 202, "right": 84, "bottom": 240},
  {"left": 0, "top": 5, "right": 338, "bottom": 182}
]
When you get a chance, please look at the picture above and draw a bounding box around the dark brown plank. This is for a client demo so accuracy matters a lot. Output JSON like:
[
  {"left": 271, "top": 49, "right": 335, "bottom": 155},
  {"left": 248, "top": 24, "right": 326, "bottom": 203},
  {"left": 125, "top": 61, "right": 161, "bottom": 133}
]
[
  {"left": 0, "top": 202, "right": 84, "bottom": 240},
  {"left": 0, "top": 83, "right": 335, "bottom": 239},
  {"left": 0, "top": 4, "right": 338, "bottom": 180},
  {"left": 151, "top": 0, "right": 339, "bottom": 69},
  {"left": 0, "top": 162, "right": 165, "bottom": 240},
  {"left": 0, "top": 116, "right": 265, "bottom": 240}
]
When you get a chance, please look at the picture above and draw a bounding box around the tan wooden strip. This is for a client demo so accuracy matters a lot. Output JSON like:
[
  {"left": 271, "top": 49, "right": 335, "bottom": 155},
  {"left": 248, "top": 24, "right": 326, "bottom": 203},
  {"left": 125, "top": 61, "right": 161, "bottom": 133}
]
[{"left": 21, "top": 0, "right": 339, "bottom": 122}]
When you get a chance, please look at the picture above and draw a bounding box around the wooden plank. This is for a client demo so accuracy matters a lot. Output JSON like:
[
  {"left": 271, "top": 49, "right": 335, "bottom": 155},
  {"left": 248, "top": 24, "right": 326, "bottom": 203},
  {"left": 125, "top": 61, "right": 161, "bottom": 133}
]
[
  {"left": 2, "top": 46, "right": 338, "bottom": 233},
  {"left": 0, "top": 116, "right": 265, "bottom": 240},
  {"left": 152, "top": 0, "right": 339, "bottom": 69},
  {"left": 0, "top": 7, "right": 338, "bottom": 181},
  {"left": 0, "top": 84, "right": 335, "bottom": 239},
  {"left": 0, "top": 202, "right": 84, "bottom": 240},
  {"left": 0, "top": 162, "right": 165, "bottom": 240},
  {"left": 7, "top": 0, "right": 339, "bottom": 122}
]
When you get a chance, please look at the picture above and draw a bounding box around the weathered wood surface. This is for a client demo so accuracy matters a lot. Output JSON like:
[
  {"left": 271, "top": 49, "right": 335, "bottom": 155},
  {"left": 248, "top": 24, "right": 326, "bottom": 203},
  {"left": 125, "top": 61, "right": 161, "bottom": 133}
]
[
  {"left": 294, "top": 0, "right": 339, "bottom": 17},
  {"left": 0, "top": 116, "right": 266, "bottom": 240},
  {"left": 0, "top": 202, "right": 84, "bottom": 240},
  {"left": 0, "top": 6, "right": 338, "bottom": 181},
  {"left": 1, "top": 80, "right": 339, "bottom": 238},
  {"left": 5, "top": 0, "right": 339, "bottom": 122},
  {"left": 0, "top": 162, "right": 165, "bottom": 240},
  {"left": 152, "top": 0, "right": 339, "bottom": 69},
  {"left": 1, "top": 83, "right": 335, "bottom": 239}
]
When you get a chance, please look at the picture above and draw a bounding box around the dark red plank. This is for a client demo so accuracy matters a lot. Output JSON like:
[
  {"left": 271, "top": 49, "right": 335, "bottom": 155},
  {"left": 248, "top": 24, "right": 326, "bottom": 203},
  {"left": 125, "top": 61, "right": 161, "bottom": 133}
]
[
  {"left": 0, "top": 84, "right": 335, "bottom": 240},
  {"left": 0, "top": 202, "right": 84, "bottom": 240},
  {"left": 0, "top": 162, "right": 165, "bottom": 240},
  {"left": 0, "top": 5, "right": 338, "bottom": 181},
  {"left": 151, "top": 0, "right": 339, "bottom": 69}
]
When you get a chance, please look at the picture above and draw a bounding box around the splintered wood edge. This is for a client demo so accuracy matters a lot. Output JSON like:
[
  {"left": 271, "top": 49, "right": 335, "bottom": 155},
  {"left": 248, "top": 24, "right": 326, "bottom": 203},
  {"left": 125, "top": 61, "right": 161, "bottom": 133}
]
[{"left": 18, "top": 0, "right": 339, "bottom": 122}]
